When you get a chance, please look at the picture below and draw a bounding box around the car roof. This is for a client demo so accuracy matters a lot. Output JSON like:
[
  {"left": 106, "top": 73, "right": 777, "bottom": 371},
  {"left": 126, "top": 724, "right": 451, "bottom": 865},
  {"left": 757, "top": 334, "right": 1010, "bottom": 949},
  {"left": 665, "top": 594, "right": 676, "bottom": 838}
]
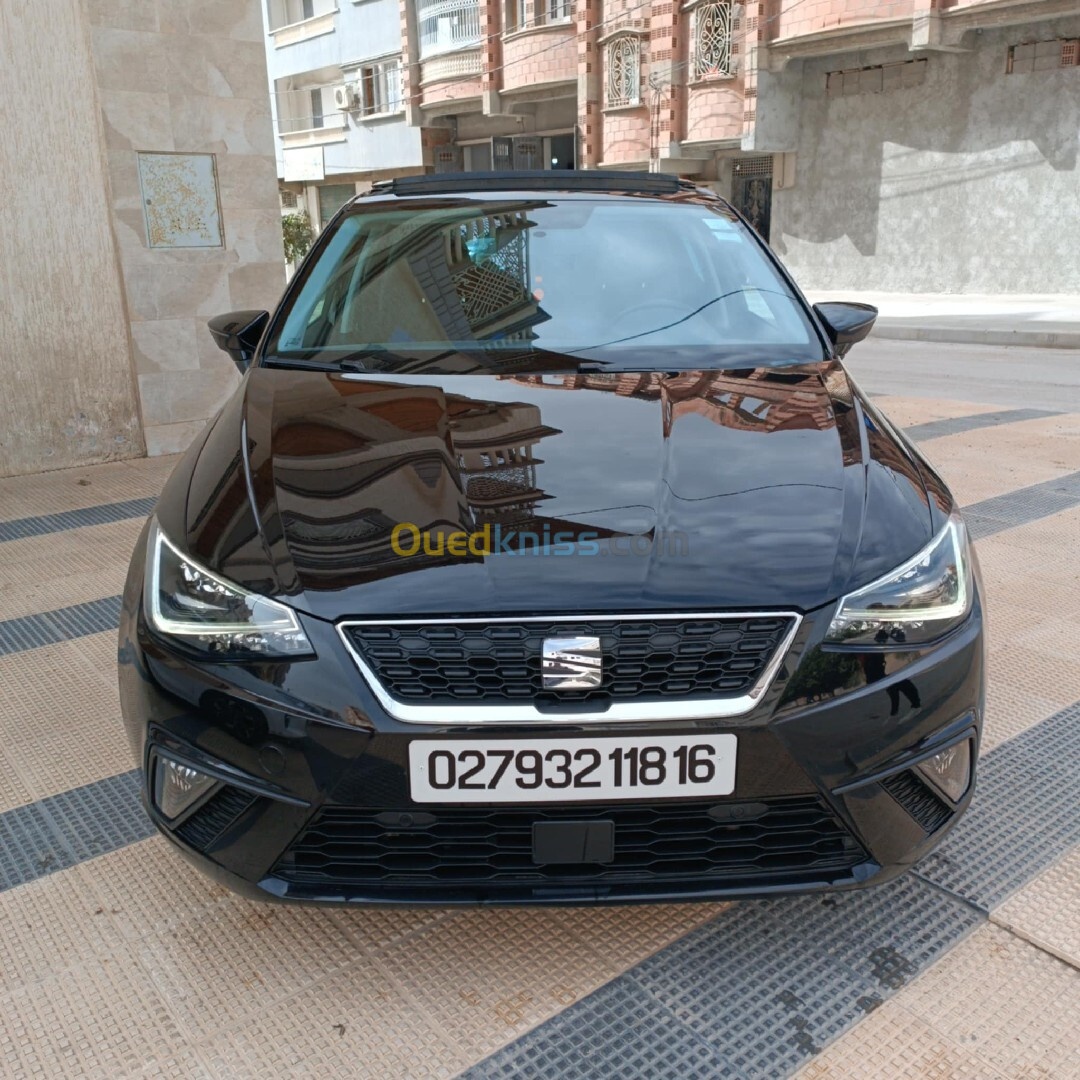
[{"left": 356, "top": 170, "right": 721, "bottom": 206}]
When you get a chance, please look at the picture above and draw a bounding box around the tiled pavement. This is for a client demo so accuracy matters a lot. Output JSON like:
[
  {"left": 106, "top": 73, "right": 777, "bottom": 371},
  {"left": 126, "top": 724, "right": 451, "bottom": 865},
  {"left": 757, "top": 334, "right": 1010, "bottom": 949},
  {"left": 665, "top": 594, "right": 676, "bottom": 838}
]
[{"left": 0, "top": 395, "right": 1078, "bottom": 1078}]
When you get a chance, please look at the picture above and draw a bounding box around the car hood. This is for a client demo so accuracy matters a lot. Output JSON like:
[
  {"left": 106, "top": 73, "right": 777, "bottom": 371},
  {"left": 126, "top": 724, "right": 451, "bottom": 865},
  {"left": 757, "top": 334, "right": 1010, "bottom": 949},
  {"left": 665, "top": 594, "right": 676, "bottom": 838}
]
[{"left": 181, "top": 364, "right": 937, "bottom": 621}]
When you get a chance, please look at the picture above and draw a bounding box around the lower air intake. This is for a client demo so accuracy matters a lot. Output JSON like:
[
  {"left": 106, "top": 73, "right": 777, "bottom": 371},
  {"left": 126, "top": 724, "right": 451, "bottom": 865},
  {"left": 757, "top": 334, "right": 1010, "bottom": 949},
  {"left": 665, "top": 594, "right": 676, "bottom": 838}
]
[
  {"left": 881, "top": 770, "right": 953, "bottom": 834},
  {"left": 273, "top": 796, "right": 864, "bottom": 887},
  {"left": 174, "top": 785, "right": 257, "bottom": 851}
]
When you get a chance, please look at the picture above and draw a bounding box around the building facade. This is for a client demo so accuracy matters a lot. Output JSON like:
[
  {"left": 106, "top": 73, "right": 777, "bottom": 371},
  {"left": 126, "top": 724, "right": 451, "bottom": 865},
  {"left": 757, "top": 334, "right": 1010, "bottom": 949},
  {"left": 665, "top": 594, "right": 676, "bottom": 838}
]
[
  {"left": 0, "top": 0, "right": 284, "bottom": 476},
  {"left": 263, "top": 0, "right": 429, "bottom": 232},
  {"left": 399, "top": 0, "right": 1080, "bottom": 292}
]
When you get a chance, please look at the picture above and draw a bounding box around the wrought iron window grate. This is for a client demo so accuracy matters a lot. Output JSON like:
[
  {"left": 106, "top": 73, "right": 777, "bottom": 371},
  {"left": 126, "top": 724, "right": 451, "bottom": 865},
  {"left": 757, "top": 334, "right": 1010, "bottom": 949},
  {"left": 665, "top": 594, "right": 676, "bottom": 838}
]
[
  {"left": 694, "top": 2, "right": 734, "bottom": 79},
  {"left": 606, "top": 35, "right": 641, "bottom": 107}
]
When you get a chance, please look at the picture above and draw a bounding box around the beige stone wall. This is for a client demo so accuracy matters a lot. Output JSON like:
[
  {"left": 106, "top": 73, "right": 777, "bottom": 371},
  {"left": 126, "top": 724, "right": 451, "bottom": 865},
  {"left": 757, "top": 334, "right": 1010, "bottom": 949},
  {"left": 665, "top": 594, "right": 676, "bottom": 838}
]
[
  {"left": 0, "top": 0, "right": 144, "bottom": 477},
  {"left": 86, "top": 0, "right": 285, "bottom": 456},
  {"left": 0, "top": 0, "right": 284, "bottom": 477}
]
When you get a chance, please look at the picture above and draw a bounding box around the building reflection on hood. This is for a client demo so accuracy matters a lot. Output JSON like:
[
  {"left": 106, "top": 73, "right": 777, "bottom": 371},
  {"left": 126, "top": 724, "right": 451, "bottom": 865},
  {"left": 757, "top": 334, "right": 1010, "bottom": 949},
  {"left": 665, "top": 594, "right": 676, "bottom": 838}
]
[{"left": 267, "top": 364, "right": 860, "bottom": 587}]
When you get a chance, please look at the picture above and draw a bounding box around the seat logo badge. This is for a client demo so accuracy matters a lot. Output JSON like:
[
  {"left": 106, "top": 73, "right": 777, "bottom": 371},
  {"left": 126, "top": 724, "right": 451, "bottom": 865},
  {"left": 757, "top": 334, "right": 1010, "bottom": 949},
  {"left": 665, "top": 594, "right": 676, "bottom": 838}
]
[{"left": 541, "top": 636, "right": 602, "bottom": 690}]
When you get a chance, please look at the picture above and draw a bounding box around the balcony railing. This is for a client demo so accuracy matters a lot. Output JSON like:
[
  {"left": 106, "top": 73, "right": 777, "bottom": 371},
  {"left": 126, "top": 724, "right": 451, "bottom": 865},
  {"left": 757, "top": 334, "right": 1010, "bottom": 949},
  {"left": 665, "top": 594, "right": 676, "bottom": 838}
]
[
  {"left": 420, "top": 50, "right": 482, "bottom": 84},
  {"left": 416, "top": 0, "right": 482, "bottom": 59}
]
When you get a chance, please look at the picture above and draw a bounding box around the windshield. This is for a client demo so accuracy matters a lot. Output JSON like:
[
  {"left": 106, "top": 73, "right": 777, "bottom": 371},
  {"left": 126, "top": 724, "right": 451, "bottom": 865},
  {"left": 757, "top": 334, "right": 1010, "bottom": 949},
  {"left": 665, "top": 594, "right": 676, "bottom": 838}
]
[{"left": 264, "top": 197, "right": 823, "bottom": 371}]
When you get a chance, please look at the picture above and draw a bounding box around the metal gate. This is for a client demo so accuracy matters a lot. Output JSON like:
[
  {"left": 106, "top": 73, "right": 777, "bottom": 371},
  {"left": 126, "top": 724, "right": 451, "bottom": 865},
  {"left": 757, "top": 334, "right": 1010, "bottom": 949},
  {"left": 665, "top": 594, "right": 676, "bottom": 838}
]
[{"left": 732, "top": 156, "right": 773, "bottom": 242}]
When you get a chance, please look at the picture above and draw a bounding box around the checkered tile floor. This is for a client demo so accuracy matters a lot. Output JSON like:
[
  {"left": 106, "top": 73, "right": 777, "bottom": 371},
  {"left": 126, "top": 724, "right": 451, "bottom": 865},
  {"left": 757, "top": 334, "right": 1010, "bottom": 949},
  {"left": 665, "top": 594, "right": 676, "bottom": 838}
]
[{"left": 0, "top": 395, "right": 1078, "bottom": 1079}]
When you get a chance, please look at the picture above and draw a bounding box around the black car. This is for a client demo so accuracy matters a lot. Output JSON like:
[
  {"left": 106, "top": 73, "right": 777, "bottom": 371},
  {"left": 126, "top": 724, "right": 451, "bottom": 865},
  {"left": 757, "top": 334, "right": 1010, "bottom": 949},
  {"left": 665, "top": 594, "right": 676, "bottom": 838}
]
[{"left": 118, "top": 171, "right": 984, "bottom": 906}]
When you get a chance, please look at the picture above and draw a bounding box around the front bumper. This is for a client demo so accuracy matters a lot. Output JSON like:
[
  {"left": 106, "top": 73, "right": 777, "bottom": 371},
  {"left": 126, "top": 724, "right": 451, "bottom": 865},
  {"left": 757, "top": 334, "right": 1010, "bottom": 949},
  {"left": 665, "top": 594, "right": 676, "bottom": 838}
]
[{"left": 119, "top": 574, "right": 984, "bottom": 906}]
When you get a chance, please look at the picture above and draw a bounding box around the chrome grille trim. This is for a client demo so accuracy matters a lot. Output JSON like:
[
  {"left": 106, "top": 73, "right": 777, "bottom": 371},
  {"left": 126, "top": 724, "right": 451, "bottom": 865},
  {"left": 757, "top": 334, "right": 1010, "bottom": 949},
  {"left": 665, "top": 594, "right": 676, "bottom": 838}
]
[{"left": 336, "top": 611, "right": 803, "bottom": 726}]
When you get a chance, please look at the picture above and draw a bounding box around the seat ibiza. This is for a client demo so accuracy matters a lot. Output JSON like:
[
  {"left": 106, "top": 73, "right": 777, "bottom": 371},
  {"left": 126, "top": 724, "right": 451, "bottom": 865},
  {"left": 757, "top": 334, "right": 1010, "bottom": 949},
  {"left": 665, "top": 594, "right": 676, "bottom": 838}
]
[{"left": 118, "top": 171, "right": 984, "bottom": 905}]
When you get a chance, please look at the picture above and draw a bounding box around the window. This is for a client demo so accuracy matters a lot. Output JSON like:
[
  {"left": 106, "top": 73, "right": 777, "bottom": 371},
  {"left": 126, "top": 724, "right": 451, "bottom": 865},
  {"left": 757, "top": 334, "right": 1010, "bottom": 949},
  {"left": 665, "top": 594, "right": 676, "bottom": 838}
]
[
  {"left": 606, "top": 35, "right": 640, "bottom": 107},
  {"left": 358, "top": 58, "right": 404, "bottom": 117},
  {"left": 505, "top": 0, "right": 527, "bottom": 31},
  {"left": 546, "top": 0, "right": 571, "bottom": 24},
  {"left": 318, "top": 183, "right": 356, "bottom": 229},
  {"left": 694, "top": 2, "right": 733, "bottom": 80},
  {"left": 267, "top": 0, "right": 326, "bottom": 29},
  {"left": 1006, "top": 39, "right": 1079, "bottom": 73},
  {"left": 310, "top": 88, "right": 325, "bottom": 129}
]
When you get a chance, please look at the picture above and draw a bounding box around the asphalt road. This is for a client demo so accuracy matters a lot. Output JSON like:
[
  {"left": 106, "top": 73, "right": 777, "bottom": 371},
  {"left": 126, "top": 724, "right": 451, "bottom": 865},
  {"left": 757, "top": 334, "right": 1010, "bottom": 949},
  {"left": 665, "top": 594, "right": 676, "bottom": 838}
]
[{"left": 844, "top": 337, "right": 1080, "bottom": 413}]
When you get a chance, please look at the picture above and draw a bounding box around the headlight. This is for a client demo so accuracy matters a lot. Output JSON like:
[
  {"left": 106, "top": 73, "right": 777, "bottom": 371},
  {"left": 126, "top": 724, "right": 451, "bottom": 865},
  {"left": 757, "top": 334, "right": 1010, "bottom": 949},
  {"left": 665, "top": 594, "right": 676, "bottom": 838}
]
[
  {"left": 143, "top": 519, "right": 313, "bottom": 659},
  {"left": 826, "top": 515, "right": 972, "bottom": 647}
]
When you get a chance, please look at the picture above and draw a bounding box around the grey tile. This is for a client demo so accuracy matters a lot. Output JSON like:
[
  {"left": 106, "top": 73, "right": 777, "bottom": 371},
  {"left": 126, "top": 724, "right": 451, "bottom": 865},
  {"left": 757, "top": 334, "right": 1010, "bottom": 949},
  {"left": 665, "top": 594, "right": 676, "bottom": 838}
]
[
  {"left": 628, "top": 901, "right": 884, "bottom": 1077},
  {"left": 961, "top": 471, "right": 1080, "bottom": 538},
  {"left": 43, "top": 770, "right": 153, "bottom": 862},
  {"left": 0, "top": 497, "right": 156, "bottom": 542},
  {"left": 772, "top": 874, "right": 983, "bottom": 991},
  {"left": 0, "top": 801, "right": 72, "bottom": 891},
  {"left": 0, "top": 770, "right": 149, "bottom": 893},
  {"left": 464, "top": 975, "right": 738, "bottom": 1079},
  {"left": 905, "top": 408, "right": 1060, "bottom": 442},
  {"left": 0, "top": 597, "right": 123, "bottom": 656},
  {"left": 914, "top": 701, "right": 1080, "bottom": 910}
]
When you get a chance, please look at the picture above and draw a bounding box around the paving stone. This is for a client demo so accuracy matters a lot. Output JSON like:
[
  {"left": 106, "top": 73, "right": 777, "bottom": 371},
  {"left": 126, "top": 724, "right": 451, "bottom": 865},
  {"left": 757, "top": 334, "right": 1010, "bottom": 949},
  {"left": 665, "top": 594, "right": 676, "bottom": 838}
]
[
  {"left": 899, "top": 924, "right": 1080, "bottom": 1079},
  {"left": 993, "top": 847, "right": 1080, "bottom": 969},
  {"left": 794, "top": 1000, "right": 1007, "bottom": 1080}
]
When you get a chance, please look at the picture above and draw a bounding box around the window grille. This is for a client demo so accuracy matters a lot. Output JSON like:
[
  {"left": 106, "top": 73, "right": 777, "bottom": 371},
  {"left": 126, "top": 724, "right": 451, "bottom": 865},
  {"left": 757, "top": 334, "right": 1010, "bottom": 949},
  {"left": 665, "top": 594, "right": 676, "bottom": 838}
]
[
  {"left": 416, "top": 0, "right": 482, "bottom": 59},
  {"left": 694, "top": 2, "right": 733, "bottom": 79},
  {"left": 606, "top": 35, "right": 640, "bottom": 107}
]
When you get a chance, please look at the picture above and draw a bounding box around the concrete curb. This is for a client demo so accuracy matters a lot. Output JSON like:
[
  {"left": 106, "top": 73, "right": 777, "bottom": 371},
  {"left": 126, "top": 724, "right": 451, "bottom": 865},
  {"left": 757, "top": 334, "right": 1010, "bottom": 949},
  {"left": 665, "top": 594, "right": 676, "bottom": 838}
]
[{"left": 870, "top": 324, "right": 1080, "bottom": 349}]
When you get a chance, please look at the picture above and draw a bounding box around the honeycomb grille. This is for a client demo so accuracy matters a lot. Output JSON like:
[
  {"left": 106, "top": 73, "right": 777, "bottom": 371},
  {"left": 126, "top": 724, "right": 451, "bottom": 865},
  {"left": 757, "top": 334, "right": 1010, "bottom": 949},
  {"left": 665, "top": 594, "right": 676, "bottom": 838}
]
[
  {"left": 344, "top": 616, "right": 794, "bottom": 705},
  {"left": 174, "top": 786, "right": 256, "bottom": 851},
  {"left": 881, "top": 770, "right": 953, "bottom": 834},
  {"left": 274, "top": 797, "right": 864, "bottom": 886}
]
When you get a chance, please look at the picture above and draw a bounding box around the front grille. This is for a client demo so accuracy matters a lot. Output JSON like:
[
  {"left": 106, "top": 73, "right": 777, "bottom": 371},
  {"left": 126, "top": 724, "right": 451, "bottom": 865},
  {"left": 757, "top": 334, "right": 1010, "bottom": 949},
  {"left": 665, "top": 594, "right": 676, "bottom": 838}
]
[
  {"left": 273, "top": 797, "right": 864, "bottom": 887},
  {"left": 344, "top": 616, "right": 794, "bottom": 705},
  {"left": 881, "top": 770, "right": 953, "bottom": 834},
  {"left": 174, "top": 785, "right": 257, "bottom": 851}
]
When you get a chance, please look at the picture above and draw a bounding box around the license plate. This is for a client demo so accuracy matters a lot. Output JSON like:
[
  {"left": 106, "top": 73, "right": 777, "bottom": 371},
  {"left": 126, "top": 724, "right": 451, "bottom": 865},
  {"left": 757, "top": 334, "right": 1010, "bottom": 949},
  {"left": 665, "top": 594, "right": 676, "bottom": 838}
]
[{"left": 408, "top": 734, "right": 737, "bottom": 805}]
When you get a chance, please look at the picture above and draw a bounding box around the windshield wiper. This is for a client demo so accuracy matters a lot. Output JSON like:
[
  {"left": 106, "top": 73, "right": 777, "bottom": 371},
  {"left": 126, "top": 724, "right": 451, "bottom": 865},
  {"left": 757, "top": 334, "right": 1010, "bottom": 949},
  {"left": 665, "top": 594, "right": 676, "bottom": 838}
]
[{"left": 261, "top": 347, "right": 388, "bottom": 373}]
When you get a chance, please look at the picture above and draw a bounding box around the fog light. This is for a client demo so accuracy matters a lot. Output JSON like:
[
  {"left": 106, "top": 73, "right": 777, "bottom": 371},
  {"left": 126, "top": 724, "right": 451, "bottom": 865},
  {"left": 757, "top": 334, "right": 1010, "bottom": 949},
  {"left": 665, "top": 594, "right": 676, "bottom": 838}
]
[
  {"left": 154, "top": 756, "right": 216, "bottom": 820},
  {"left": 915, "top": 739, "right": 972, "bottom": 803}
]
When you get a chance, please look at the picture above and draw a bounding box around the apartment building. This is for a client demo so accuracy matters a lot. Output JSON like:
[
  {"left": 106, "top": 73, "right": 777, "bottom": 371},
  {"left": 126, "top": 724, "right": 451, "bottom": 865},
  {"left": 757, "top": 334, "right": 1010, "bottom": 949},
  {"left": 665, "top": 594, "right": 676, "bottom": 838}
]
[
  {"left": 263, "top": 0, "right": 429, "bottom": 230},
  {"left": 398, "top": 0, "right": 1079, "bottom": 293}
]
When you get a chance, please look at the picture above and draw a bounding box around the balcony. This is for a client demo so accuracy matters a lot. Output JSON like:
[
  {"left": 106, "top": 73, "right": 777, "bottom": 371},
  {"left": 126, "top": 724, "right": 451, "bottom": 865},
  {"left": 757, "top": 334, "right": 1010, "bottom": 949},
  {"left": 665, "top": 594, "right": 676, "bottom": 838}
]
[
  {"left": 274, "top": 72, "right": 348, "bottom": 148},
  {"left": 415, "top": 0, "right": 482, "bottom": 59},
  {"left": 420, "top": 49, "right": 483, "bottom": 86},
  {"left": 268, "top": 0, "right": 338, "bottom": 49}
]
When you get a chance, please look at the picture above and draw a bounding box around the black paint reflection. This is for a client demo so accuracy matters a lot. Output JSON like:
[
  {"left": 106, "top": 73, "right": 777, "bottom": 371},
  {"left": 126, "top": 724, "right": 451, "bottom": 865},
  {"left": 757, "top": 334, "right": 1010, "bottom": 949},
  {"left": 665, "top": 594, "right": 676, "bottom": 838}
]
[{"left": 181, "top": 358, "right": 938, "bottom": 616}]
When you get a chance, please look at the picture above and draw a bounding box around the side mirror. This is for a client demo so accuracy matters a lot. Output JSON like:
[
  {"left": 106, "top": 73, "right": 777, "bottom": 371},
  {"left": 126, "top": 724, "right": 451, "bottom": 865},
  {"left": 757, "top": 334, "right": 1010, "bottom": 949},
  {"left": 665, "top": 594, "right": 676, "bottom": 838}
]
[
  {"left": 207, "top": 310, "right": 269, "bottom": 373},
  {"left": 813, "top": 302, "right": 878, "bottom": 357}
]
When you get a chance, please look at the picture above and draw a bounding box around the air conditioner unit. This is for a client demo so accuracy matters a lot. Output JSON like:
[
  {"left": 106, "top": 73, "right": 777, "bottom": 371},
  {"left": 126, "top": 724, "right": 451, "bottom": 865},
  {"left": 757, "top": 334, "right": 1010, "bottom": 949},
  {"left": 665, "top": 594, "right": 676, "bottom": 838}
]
[{"left": 334, "top": 83, "right": 360, "bottom": 111}]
